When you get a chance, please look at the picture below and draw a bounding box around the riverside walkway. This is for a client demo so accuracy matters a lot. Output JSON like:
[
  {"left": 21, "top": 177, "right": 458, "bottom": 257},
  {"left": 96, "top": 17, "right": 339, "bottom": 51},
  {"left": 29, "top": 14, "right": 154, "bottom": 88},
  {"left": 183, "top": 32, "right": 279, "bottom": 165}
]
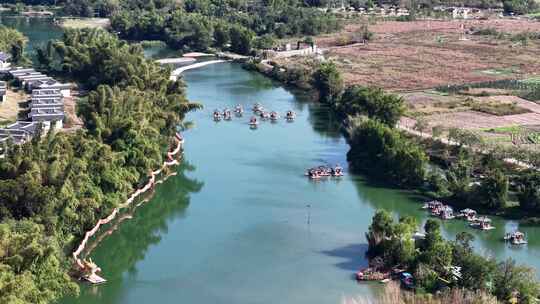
[
  {"left": 156, "top": 58, "right": 196, "bottom": 65},
  {"left": 170, "top": 60, "right": 228, "bottom": 81}
]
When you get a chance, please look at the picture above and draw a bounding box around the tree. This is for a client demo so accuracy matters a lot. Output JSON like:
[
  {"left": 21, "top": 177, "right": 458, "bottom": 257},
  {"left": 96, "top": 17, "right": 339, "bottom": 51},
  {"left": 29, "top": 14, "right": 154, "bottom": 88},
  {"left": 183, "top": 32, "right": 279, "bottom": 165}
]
[
  {"left": 517, "top": 171, "right": 540, "bottom": 212},
  {"left": 0, "top": 220, "right": 79, "bottom": 303},
  {"left": 1, "top": 28, "right": 200, "bottom": 304},
  {"left": 366, "top": 211, "right": 417, "bottom": 267},
  {"left": 0, "top": 26, "right": 28, "bottom": 65},
  {"left": 395, "top": 216, "right": 418, "bottom": 265},
  {"left": 423, "top": 219, "right": 443, "bottom": 250},
  {"left": 303, "top": 36, "right": 314, "bottom": 47},
  {"left": 337, "top": 86, "right": 404, "bottom": 126},
  {"left": 494, "top": 259, "right": 540, "bottom": 303},
  {"left": 366, "top": 209, "right": 395, "bottom": 256},
  {"left": 253, "top": 34, "right": 275, "bottom": 50},
  {"left": 414, "top": 117, "right": 429, "bottom": 135},
  {"left": 503, "top": 0, "right": 539, "bottom": 15},
  {"left": 165, "top": 12, "right": 213, "bottom": 51},
  {"left": 365, "top": 207, "right": 540, "bottom": 300},
  {"left": 346, "top": 118, "right": 427, "bottom": 187},
  {"left": 213, "top": 22, "right": 230, "bottom": 48},
  {"left": 448, "top": 128, "right": 483, "bottom": 148},
  {"left": 474, "top": 168, "right": 508, "bottom": 210},
  {"left": 312, "top": 61, "right": 343, "bottom": 103},
  {"left": 428, "top": 171, "right": 450, "bottom": 196},
  {"left": 446, "top": 152, "right": 473, "bottom": 202},
  {"left": 354, "top": 24, "right": 373, "bottom": 42},
  {"left": 432, "top": 125, "right": 444, "bottom": 139},
  {"left": 229, "top": 25, "right": 254, "bottom": 55}
]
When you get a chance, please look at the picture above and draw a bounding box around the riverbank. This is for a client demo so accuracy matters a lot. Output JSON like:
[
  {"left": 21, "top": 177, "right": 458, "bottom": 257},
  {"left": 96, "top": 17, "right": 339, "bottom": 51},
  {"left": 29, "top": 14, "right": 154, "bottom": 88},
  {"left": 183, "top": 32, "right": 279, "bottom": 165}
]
[
  {"left": 73, "top": 134, "right": 184, "bottom": 283},
  {"left": 58, "top": 60, "right": 540, "bottom": 304},
  {"left": 242, "top": 58, "right": 540, "bottom": 226},
  {"left": 0, "top": 25, "right": 201, "bottom": 303}
]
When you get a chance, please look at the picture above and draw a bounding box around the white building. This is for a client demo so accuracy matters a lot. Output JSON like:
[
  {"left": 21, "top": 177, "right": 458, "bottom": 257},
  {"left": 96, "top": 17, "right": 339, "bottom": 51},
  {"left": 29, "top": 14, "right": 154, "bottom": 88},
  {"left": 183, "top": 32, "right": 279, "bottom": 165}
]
[
  {"left": 28, "top": 107, "right": 64, "bottom": 130},
  {"left": 36, "top": 80, "right": 72, "bottom": 97}
]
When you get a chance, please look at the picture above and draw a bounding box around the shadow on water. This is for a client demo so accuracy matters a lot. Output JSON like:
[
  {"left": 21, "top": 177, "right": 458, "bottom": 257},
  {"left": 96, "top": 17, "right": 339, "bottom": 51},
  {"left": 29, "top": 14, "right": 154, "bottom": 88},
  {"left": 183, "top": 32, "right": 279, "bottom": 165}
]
[
  {"left": 220, "top": 70, "right": 280, "bottom": 95},
  {"left": 60, "top": 161, "right": 203, "bottom": 303},
  {"left": 307, "top": 103, "right": 343, "bottom": 140},
  {"left": 321, "top": 243, "right": 369, "bottom": 273},
  {"left": 266, "top": 78, "right": 342, "bottom": 140}
]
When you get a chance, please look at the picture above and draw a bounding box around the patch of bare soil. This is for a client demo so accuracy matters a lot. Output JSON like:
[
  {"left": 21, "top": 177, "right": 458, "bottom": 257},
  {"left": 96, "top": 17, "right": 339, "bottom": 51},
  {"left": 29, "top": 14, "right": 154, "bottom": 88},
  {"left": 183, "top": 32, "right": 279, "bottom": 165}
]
[
  {"left": 0, "top": 89, "right": 26, "bottom": 124},
  {"left": 62, "top": 92, "right": 83, "bottom": 131}
]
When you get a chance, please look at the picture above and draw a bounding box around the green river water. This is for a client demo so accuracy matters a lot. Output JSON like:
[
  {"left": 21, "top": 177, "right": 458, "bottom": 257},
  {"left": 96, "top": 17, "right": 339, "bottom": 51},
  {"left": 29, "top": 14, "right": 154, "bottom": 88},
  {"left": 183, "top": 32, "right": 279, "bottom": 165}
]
[{"left": 2, "top": 17, "right": 540, "bottom": 304}]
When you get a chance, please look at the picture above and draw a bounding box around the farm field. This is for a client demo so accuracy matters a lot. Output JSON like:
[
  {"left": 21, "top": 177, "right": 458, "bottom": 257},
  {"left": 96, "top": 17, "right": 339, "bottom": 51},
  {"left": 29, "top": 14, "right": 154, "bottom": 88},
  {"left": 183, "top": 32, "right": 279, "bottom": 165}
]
[
  {"left": 292, "top": 17, "right": 540, "bottom": 148},
  {"left": 316, "top": 19, "right": 540, "bottom": 90}
]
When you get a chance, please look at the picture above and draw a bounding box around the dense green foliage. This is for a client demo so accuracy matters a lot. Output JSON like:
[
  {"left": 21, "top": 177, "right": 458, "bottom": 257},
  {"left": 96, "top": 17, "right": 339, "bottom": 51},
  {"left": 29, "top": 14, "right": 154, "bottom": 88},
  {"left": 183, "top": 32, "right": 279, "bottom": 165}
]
[
  {"left": 0, "top": 25, "right": 27, "bottom": 65},
  {"left": 425, "top": 145, "right": 540, "bottom": 215},
  {"left": 109, "top": 0, "right": 341, "bottom": 53},
  {"left": 474, "top": 168, "right": 509, "bottom": 209},
  {"left": 302, "top": 59, "right": 540, "bottom": 218},
  {"left": 229, "top": 25, "right": 255, "bottom": 55},
  {"left": 367, "top": 210, "right": 540, "bottom": 302},
  {"left": 335, "top": 85, "right": 404, "bottom": 126},
  {"left": 0, "top": 220, "right": 78, "bottom": 304},
  {"left": 517, "top": 171, "right": 540, "bottom": 212},
  {"left": 503, "top": 0, "right": 539, "bottom": 14},
  {"left": 436, "top": 79, "right": 540, "bottom": 102},
  {"left": 1, "top": 29, "right": 199, "bottom": 303},
  {"left": 345, "top": 117, "right": 428, "bottom": 187},
  {"left": 37, "top": 28, "right": 185, "bottom": 91},
  {"left": 8, "top": 0, "right": 539, "bottom": 16},
  {"left": 312, "top": 61, "right": 343, "bottom": 103}
]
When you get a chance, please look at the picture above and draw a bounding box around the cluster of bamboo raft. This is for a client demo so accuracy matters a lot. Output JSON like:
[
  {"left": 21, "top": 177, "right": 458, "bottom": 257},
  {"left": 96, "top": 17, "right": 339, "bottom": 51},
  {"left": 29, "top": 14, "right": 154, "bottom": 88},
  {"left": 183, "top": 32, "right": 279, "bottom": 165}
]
[{"left": 72, "top": 133, "right": 185, "bottom": 284}]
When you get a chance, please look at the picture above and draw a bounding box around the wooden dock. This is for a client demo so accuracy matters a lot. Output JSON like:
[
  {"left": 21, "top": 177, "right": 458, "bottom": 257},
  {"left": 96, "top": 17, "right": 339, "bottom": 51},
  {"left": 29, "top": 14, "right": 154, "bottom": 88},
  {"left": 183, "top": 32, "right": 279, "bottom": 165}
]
[{"left": 83, "top": 273, "right": 107, "bottom": 284}]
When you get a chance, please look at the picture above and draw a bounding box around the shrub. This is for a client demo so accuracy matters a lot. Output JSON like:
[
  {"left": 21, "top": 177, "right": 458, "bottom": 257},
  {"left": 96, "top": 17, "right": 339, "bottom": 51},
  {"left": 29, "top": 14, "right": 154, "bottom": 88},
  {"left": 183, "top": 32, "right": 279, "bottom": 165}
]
[{"left": 471, "top": 102, "right": 531, "bottom": 116}]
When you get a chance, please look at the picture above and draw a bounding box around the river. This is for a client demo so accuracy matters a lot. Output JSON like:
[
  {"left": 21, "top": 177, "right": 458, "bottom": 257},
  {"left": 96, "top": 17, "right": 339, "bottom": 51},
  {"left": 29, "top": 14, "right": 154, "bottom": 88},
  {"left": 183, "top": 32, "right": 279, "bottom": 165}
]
[{"left": 2, "top": 17, "right": 540, "bottom": 304}]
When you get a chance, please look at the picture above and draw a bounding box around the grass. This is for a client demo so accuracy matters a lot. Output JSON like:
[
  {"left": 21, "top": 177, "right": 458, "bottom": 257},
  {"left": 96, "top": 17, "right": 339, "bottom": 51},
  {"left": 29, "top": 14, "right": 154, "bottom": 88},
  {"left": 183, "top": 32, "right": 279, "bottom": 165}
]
[
  {"left": 431, "top": 97, "right": 474, "bottom": 110},
  {"left": 60, "top": 18, "right": 110, "bottom": 29},
  {"left": 0, "top": 119, "right": 15, "bottom": 127},
  {"left": 479, "top": 67, "right": 518, "bottom": 76},
  {"left": 522, "top": 77, "right": 540, "bottom": 84},
  {"left": 481, "top": 125, "right": 523, "bottom": 133},
  {"left": 424, "top": 90, "right": 449, "bottom": 97},
  {"left": 344, "top": 282, "right": 499, "bottom": 304},
  {"left": 528, "top": 132, "right": 540, "bottom": 144},
  {"left": 471, "top": 102, "right": 530, "bottom": 116}
]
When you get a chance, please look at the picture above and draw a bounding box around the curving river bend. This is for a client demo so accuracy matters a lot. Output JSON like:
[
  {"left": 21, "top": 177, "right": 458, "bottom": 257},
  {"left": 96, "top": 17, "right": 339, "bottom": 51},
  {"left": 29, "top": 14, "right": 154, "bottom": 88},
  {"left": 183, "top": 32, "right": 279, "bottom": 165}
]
[
  {"left": 61, "top": 63, "right": 540, "bottom": 303},
  {"left": 1, "top": 16, "right": 540, "bottom": 304}
]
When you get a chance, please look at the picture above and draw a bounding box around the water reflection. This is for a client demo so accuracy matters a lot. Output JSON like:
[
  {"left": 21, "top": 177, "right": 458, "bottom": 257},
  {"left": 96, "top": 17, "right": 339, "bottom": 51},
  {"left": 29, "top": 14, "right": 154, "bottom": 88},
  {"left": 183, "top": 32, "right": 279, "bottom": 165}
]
[
  {"left": 0, "top": 16, "right": 63, "bottom": 55},
  {"left": 61, "top": 162, "right": 203, "bottom": 303}
]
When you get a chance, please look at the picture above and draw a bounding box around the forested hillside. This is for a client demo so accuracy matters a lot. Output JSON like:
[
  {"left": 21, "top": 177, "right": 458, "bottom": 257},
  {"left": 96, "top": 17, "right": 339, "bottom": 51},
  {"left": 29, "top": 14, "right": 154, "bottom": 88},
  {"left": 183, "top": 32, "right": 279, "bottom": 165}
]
[
  {"left": 5, "top": 0, "right": 538, "bottom": 14},
  {"left": 0, "top": 29, "right": 199, "bottom": 303}
]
